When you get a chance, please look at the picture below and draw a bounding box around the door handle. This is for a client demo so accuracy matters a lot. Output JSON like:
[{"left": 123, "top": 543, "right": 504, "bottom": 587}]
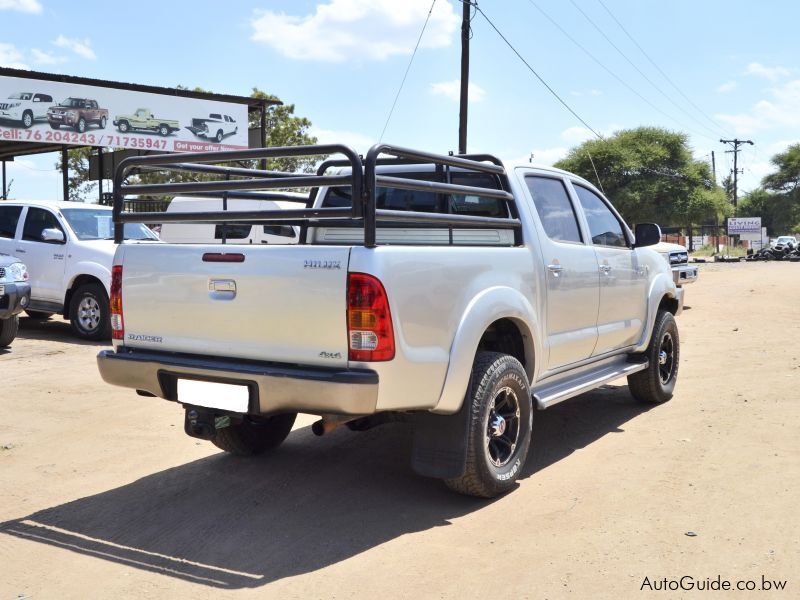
[
  {"left": 599, "top": 265, "right": 612, "bottom": 273},
  {"left": 547, "top": 264, "right": 564, "bottom": 273},
  {"left": 15, "top": 249, "right": 26, "bottom": 253}
]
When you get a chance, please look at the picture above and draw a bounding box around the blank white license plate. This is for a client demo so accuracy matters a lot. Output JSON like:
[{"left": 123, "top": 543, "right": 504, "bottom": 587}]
[{"left": 177, "top": 379, "right": 249, "bottom": 413}]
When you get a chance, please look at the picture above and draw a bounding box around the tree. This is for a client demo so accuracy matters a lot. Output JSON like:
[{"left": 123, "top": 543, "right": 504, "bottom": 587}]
[
  {"left": 740, "top": 143, "right": 800, "bottom": 234},
  {"left": 57, "top": 87, "right": 318, "bottom": 201},
  {"left": 554, "top": 127, "right": 729, "bottom": 229}
]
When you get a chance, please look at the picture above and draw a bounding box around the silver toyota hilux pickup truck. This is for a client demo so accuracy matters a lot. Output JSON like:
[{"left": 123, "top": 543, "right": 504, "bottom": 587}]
[{"left": 97, "top": 144, "right": 682, "bottom": 498}]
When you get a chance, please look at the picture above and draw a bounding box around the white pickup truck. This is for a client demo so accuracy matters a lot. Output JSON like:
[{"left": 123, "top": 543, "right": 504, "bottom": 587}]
[
  {"left": 97, "top": 145, "right": 683, "bottom": 498},
  {"left": 0, "top": 201, "right": 159, "bottom": 340}
]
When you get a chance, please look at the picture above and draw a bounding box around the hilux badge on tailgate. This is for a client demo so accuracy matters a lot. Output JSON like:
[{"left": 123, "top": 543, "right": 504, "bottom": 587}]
[{"left": 304, "top": 259, "right": 341, "bottom": 270}]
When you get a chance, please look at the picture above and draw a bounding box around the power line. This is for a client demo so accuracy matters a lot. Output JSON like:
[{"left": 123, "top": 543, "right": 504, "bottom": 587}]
[
  {"left": 378, "top": 0, "right": 437, "bottom": 142},
  {"left": 526, "top": 0, "right": 717, "bottom": 144},
  {"left": 473, "top": 2, "right": 603, "bottom": 140},
  {"left": 567, "top": 0, "right": 722, "bottom": 141},
  {"left": 596, "top": 0, "right": 730, "bottom": 138}
]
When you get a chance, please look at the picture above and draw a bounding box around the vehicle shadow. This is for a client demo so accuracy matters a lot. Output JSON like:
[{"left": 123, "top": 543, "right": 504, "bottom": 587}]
[
  {"left": 16, "top": 315, "right": 108, "bottom": 347},
  {"left": 0, "top": 385, "right": 654, "bottom": 589}
]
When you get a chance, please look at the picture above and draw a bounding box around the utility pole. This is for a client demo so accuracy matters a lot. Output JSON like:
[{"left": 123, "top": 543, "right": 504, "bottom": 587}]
[
  {"left": 458, "top": 0, "right": 471, "bottom": 154},
  {"left": 719, "top": 138, "right": 754, "bottom": 215},
  {"left": 711, "top": 150, "right": 716, "bottom": 184}
]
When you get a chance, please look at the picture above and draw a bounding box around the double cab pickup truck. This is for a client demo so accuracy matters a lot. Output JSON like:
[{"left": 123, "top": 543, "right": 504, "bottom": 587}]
[
  {"left": 47, "top": 98, "right": 108, "bottom": 133},
  {"left": 114, "top": 109, "right": 180, "bottom": 137},
  {"left": 98, "top": 144, "right": 683, "bottom": 498},
  {"left": 185, "top": 113, "right": 238, "bottom": 143},
  {"left": 0, "top": 201, "right": 159, "bottom": 340}
]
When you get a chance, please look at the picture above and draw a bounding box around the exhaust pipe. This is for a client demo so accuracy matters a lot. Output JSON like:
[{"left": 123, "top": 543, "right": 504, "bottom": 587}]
[{"left": 311, "top": 419, "right": 343, "bottom": 436}]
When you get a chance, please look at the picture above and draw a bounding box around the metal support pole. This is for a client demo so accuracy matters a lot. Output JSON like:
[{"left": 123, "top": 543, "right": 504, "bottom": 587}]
[
  {"left": 1, "top": 160, "right": 6, "bottom": 199},
  {"left": 97, "top": 146, "right": 104, "bottom": 204},
  {"left": 260, "top": 101, "right": 268, "bottom": 172},
  {"left": 711, "top": 150, "right": 716, "bottom": 184},
  {"left": 458, "top": 0, "right": 470, "bottom": 154},
  {"left": 61, "top": 146, "right": 69, "bottom": 201}
]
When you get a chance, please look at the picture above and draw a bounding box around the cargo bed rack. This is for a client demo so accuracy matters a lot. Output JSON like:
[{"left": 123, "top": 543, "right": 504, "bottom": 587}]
[{"left": 112, "top": 143, "right": 522, "bottom": 247}]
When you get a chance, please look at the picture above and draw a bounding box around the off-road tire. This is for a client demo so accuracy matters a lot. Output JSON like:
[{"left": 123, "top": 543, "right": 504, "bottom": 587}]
[
  {"left": 22, "top": 111, "right": 33, "bottom": 128},
  {"left": 627, "top": 309, "right": 680, "bottom": 404},
  {"left": 69, "top": 283, "right": 110, "bottom": 340},
  {"left": 25, "top": 310, "right": 53, "bottom": 320},
  {"left": 75, "top": 118, "right": 87, "bottom": 133},
  {"left": 445, "top": 351, "right": 532, "bottom": 498},
  {"left": 0, "top": 316, "right": 19, "bottom": 348},
  {"left": 212, "top": 413, "right": 297, "bottom": 456},
  {"left": 117, "top": 120, "right": 130, "bottom": 133}
]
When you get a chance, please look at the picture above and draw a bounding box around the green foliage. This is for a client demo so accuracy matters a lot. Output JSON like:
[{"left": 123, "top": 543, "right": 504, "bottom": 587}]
[
  {"left": 57, "top": 87, "right": 318, "bottom": 202},
  {"left": 762, "top": 144, "right": 800, "bottom": 193},
  {"left": 737, "top": 145, "right": 800, "bottom": 235},
  {"left": 554, "top": 127, "right": 729, "bottom": 228}
]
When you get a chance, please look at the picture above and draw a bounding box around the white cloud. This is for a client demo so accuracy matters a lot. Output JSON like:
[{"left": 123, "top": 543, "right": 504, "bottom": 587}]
[
  {"left": 53, "top": 35, "right": 96, "bottom": 60},
  {"left": 309, "top": 127, "right": 376, "bottom": 155},
  {"left": 560, "top": 126, "right": 595, "bottom": 144},
  {"left": 0, "top": 42, "right": 29, "bottom": 69},
  {"left": 251, "top": 0, "right": 459, "bottom": 62},
  {"left": 31, "top": 48, "right": 67, "bottom": 65},
  {"left": 744, "top": 62, "right": 790, "bottom": 81},
  {"left": 716, "top": 81, "right": 737, "bottom": 93},
  {"left": 0, "top": 0, "right": 42, "bottom": 13},
  {"left": 715, "top": 79, "right": 800, "bottom": 134},
  {"left": 429, "top": 80, "right": 486, "bottom": 102}
]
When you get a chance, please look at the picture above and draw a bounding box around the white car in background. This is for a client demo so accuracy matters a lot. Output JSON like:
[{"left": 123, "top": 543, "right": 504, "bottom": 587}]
[
  {"left": 0, "top": 201, "right": 159, "bottom": 340},
  {"left": 0, "top": 92, "right": 55, "bottom": 128},
  {"left": 652, "top": 241, "right": 698, "bottom": 287}
]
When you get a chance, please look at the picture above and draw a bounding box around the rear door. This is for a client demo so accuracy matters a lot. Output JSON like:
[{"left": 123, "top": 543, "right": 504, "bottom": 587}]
[
  {"left": 119, "top": 244, "right": 352, "bottom": 368},
  {"left": 523, "top": 174, "right": 599, "bottom": 370}
]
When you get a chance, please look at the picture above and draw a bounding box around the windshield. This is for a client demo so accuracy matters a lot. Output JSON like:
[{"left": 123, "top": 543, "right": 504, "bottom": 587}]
[
  {"left": 9, "top": 93, "right": 31, "bottom": 100},
  {"left": 60, "top": 208, "right": 159, "bottom": 241},
  {"left": 59, "top": 98, "right": 83, "bottom": 108}
]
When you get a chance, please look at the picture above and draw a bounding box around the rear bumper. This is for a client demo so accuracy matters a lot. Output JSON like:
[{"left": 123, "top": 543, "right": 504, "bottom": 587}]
[
  {"left": 97, "top": 348, "right": 379, "bottom": 416},
  {"left": 672, "top": 264, "right": 698, "bottom": 286},
  {"left": 0, "top": 282, "right": 31, "bottom": 318}
]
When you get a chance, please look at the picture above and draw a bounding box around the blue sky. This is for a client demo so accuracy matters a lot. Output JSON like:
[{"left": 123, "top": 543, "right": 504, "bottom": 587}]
[{"left": 1, "top": 0, "right": 798, "bottom": 201}]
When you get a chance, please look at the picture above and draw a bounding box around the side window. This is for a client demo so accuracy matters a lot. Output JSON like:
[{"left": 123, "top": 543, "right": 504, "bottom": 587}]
[
  {"left": 214, "top": 224, "right": 252, "bottom": 240},
  {"left": 22, "top": 208, "right": 64, "bottom": 243},
  {"left": 0, "top": 206, "right": 23, "bottom": 238},
  {"left": 210, "top": 113, "right": 222, "bottom": 120},
  {"left": 525, "top": 176, "right": 583, "bottom": 243},
  {"left": 573, "top": 185, "right": 628, "bottom": 248}
]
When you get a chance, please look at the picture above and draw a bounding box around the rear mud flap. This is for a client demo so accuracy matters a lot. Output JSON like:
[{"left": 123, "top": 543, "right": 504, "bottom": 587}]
[{"left": 408, "top": 400, "right": 471, "bottom": 480}]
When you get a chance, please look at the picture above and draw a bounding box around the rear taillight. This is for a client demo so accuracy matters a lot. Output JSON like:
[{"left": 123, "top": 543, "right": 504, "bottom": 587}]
[
  {"left": 110, "top": 265, "right": 123, "bottom": 340},
  {"left": 347, "top": 273, "right": 394, "bottom": 362}
]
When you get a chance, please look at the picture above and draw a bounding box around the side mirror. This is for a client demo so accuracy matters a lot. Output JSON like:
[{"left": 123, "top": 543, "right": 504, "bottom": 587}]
[
  {"left": 41, "top": 228, "right": 65, "bottom": 243},
  {"left": 633, "top": 223, "right": 661, "bottom": 248}
]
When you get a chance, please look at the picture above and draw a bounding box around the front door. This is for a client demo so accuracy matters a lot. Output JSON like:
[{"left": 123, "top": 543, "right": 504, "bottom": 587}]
[
  {"left": 16, "top": 207, "right": 67, "bottom": 302},
  {"left": 571, "top": 184, "right": 647, "bottom": 355},
  {"left": 524, "top": 175, "right": 600, "bottom": 370}
]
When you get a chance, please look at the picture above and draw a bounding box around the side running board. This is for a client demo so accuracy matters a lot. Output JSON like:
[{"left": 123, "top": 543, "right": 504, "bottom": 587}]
[{"left": 532, "top": 357, "right": 648, "bottom": 409}]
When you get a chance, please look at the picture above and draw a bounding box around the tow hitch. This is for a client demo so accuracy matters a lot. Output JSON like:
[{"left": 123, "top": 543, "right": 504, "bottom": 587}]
[{"left": 184, "top": 408, "right": 231, "bottom": 440}]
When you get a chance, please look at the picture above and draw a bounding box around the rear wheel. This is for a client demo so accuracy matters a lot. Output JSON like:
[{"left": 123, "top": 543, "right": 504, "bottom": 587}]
[
  {"left": 0, "top": 316, "right": 19, "bottom": 348},
  {"left": 25, "top": 310, "right": 53, "bottom": 320},
  {"left": 69, "top": 283, "right": 110, "bottom": 340},
  {"left": 214, "top": 129, "right": 223, "bottom": 143},
  {"left": 212, "top": 413, "right": 297, "bottom": 455},
  {"left": 628, "top": 309, "right": 680, "bottom": 404},
  {"left": 445, "top": 351, "right": 532, "bottom": 498},
  {"left": 100, "top": 116, "right": 107, "bottom": 129},
  {"left": 158, "top": 124, "right": 169, "bottom": 136}
]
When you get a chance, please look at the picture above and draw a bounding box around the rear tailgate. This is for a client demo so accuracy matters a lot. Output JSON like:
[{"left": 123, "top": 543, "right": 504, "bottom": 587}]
[{"left": 117, "top": 244, "right": 351, "bottom": 368}]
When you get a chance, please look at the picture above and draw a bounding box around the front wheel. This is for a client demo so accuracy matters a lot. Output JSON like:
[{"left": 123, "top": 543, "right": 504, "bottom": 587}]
[
  {"left": 21, "top": 111, "right": 33, "bottom": 128},
  {"left": 75, "top": 118, "right": 87, "bottom": 133},
  {"left": 69, "top": 283, "right": 110, "bottom": 340},
  {"left": 0, "top": 316, "right": 19, "bottom": 348},
  {"left": 117, "top": 120, "right": 129, "bottom": 133},
  {"left": 49, "top": 122, "right": 60, "bottom": 129},
  {"left": 627, "top": 309, "right": 680, "bottom": 404},
  {"left": 445, "top": 352, "right": 532, "bottom": 498},
  {"left": 212, "top": 413, "right": 297, "bottom": 455}
]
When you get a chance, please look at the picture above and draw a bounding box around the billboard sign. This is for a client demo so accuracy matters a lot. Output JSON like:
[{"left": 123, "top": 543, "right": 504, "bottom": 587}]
[
  {"left": 727, "top": 216, "right": 761, "bottom": 235},
  {"left": 0, "top": 74, "right": 248, "bottom": 153}
]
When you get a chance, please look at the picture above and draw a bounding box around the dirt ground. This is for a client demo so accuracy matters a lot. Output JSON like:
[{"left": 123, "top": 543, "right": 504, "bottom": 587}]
[{"left": 1, "top": 261, "right": 798, "bottom": 599}]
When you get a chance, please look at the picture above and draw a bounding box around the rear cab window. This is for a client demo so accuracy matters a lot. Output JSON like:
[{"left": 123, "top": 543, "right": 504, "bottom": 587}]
[{"left": 525, "top": 176, "right": 583, "bottom": 243}]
